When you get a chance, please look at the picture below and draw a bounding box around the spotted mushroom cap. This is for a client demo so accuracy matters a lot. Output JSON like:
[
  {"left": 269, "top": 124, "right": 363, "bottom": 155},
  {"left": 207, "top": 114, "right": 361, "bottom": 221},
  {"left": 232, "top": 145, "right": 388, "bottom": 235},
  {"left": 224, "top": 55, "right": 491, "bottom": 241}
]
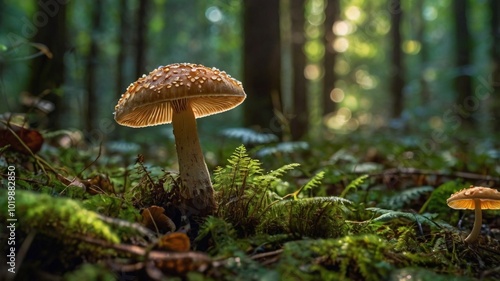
[
  {"left": 447, "top": 185, "right": 500, "bottom": 210},
  {"left": 114, "top": 63, "right": 246, "bottom": 128}
]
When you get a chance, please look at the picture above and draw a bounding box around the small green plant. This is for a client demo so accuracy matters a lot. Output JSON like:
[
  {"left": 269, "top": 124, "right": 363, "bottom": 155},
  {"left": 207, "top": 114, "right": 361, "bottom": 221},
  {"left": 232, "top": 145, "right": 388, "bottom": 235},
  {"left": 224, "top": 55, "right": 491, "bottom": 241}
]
[{"left": 214, "top": 145, "right": 299, "bottom": 234}]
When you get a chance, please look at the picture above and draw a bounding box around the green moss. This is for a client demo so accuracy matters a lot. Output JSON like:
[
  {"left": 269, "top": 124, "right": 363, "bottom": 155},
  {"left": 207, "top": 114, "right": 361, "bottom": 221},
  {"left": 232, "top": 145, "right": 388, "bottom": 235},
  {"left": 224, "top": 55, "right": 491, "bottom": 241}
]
[
  {"left": 63, "top": 264, "right": 116, "bottom": 281},
  {"left": 0, "top": 189, "right": 120, "bottom": 244},
  {"left": 278, "top": 235, "right": 395, "bottom": 281}
]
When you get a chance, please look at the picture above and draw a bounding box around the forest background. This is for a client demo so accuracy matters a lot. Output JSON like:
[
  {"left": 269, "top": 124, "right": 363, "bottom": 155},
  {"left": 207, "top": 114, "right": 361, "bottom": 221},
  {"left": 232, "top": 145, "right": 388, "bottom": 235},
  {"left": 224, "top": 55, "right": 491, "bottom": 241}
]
[{"left": 1, "top": 0, "right": 499, "bottom": 162}]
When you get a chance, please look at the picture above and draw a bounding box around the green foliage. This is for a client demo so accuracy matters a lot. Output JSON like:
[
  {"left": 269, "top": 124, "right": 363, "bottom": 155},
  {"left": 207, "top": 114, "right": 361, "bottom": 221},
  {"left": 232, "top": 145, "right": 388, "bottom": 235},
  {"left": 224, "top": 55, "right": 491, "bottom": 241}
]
[
  {"left": 340, "top": 174, "right": 369, "bottom": 198},
  {"left": 367, "top": 207, "right": 447, "bottom": 229},
  {"left": 195, "top": 216, "right": 240, "bottom": 255},
  {"left": 389, "top": 267, "right": 475, "bottom": 281},
  {"left": 82, "top": 194, "right": 141, "bottom": 222},
  {"left": 296, "top": 170, "right": 325, "bottom": 198},
  {"left": 214, "top": 145, "right": 352, "bottom": 239},
  {"left": 381, "top": 186, "right": 434, "bottom": 210},
  {"left": 278, "top": 235, "right": 395, "bottom": 281},
  {"left": 214, "top": 145, "right": 300, "bottom": 234},
  {"left": 258, "top": 197, "right": 351, "bottom": 238},
  {"left": 127, "top": 159, "right": 175, "bottom": 208},
  {"left": 419, "top": 180, "right": 466, "bottom": 222},
  {"left": 0, "top": 189, "right": 120, "bottom": 245},
  {"left": 63, "top": 264, "right": 116, "bottom": 281}
]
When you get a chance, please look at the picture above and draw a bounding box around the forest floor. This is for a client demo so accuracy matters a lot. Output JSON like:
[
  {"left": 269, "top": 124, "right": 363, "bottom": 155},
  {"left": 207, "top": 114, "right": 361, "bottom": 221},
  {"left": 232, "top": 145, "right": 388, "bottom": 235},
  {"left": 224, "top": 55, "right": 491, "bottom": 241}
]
[{"left": 0, "top": 126, "right": 499, "bottom": 281}]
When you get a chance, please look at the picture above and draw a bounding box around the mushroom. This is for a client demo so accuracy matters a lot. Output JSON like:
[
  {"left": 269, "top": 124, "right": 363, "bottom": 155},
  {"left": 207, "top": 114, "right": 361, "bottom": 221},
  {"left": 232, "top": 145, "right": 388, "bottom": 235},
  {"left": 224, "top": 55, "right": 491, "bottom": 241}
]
[
  {"left": 446, "top": 185, "right": 500, "bottom": 243},
  {"left": 114, "top": 63, "right": 246, "bottom": 217}
]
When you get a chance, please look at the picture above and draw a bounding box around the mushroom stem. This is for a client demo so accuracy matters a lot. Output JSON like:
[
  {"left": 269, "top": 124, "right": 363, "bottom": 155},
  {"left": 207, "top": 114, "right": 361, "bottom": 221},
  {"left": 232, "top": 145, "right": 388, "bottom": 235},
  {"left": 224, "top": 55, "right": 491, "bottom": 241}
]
[
  {"left": 464, "top": 198, "right": 482, "bottom": 243},
  {"left": 171, "top": 99, "right": 215, "bottom": 216}
]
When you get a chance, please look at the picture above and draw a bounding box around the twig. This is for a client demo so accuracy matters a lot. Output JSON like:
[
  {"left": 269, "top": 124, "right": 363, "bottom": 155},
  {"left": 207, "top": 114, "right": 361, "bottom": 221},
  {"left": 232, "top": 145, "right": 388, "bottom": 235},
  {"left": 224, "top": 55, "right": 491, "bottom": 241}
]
[
  {"left": 95, "top": 214, "right": 158, "bottom": 243},
  {"left": 77, "top": 235, "right": 213, "bottom": 275},
  {"left": 250, "top": 249, "right": 283, "bottom": 260},
  {"left": 250, "top": 249, "right": 283, "bottom": 266}
]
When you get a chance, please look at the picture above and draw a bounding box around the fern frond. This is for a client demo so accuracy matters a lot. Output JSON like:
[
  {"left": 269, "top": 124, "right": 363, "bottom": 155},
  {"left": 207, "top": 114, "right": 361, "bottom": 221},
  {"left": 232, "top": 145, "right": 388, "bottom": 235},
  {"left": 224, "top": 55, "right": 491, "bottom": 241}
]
[
  {"left": 382, "top": 186, "right": 434, "bottom": 210},
  {"left": 195, "top": 216, "right": 239, "bottom": 255},
  {"left": 366, "top": 207, "right": 444, "bottom": 229},
  {"left": 280, "top": 170, "right": 325, "bottom": 200},
  {"left": 215, "top": 145, "right": 301, "bottom": 234},
  {"left": 302, "top": 171, "right": 325, "bottom": 192},
  {"left": 255, "top": 163, "right": 300, "bottom": 189},
  {"left": 340, "top": 174, "right": 369, "bottom": 198}
]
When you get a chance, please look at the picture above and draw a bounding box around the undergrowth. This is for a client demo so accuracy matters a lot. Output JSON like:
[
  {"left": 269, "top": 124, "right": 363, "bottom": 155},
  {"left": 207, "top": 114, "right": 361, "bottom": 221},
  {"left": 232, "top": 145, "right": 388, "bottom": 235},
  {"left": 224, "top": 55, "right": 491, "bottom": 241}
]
[{"left": 0, "top": 144, "right": 499, "bottom": 280}]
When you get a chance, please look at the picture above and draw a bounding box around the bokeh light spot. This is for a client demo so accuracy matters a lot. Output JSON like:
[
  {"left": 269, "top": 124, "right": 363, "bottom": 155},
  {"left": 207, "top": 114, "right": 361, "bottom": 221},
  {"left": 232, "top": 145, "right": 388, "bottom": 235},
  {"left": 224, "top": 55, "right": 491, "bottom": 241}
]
[{"left": 330, "top": 88, "right": 345, "bottom": 103}]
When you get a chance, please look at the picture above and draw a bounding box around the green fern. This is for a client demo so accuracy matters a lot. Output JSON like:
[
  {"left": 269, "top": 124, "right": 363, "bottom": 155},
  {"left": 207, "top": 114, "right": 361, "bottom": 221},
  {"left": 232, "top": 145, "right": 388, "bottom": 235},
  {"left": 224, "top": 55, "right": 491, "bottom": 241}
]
[
  {"left": 419, "top": 180, "right": 466, "bottom": 222},
  {"left": 195, "top": 216, "right": 240, "bottom": 255},
  {"left": 366, "top": 207, "right": 447, "bottom": 229},
  {"left": 284, "top": 170, "right": 325, "bottom": 200},
  {"left": 214, "top": 145, "right": 300, "bottom": 234},
  {"left": 301, "top": 171, "right": 325, "bottom": 193},
  {"left": 382, "top": 186, "right": 434, "bottom": 210},
  {"left": 340, "top": 174, "right": 369, "bottom": 198}
]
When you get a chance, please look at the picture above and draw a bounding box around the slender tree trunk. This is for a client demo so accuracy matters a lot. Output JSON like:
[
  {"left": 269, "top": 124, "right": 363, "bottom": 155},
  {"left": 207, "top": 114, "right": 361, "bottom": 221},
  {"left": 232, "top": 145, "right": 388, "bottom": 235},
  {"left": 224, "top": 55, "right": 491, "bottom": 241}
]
[
  {"left": 135, "top": 0, "right": 148, "bottom": 77},
  {"left": 323, "top": 0, "right": 340, "bottom": 115},
  {"left": 453, "top": 0, "right": 474, "bottom": 128},
  {"left": 416, "top": 0, "right": 430, "bottom": 105},
  {"left": 290, "top": 0, "right": 307, "bottom": 140},
  {"left": 243, "top": 0, "right": 282, "bottom": 134},
  {"left": 28, "top": 1, "right": 67, "bottom": 129},
  {"left": 85, "top": 0, "right": 103, "bottom": 132},
  {"left": 389, "top": 0, "right": 404, "bottom": 119},
  {"left": 490, "top": 0, "right": 500, "bottom": 132},
  {"left": 116, "top": 0, "right": 128, "bottom": 99}
]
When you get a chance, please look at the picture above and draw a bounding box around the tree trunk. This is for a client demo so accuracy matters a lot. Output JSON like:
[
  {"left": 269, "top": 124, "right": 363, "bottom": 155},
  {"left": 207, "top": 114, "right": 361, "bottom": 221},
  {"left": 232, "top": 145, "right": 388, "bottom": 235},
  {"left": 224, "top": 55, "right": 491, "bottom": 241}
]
[
  {"left": 85, "top": 0, "right": 103, "bottom": 132},
  {"left": 135, "top": 0, "right": 148, "bottom": 77},
  {"left": 416, "top": 0, "right": 430, "bottom": 105},
  {"left": 490, "top": 0, "right": 500, "bottom": 132},
  {"left": 28, "top": 1, "right": 67, "bottom": 129},
  {"left": 290, "top": 0, "right": 307, "bottom": 140},
  {"left": 323, "top": 0, "right": 340, "bottom": 115},
  {"left": 389, "top": 0, "right": 404, "bottom": 119},
  {"left": 243, "top": 0, "right": 282, "bottom": 135},
  {"left": 116, "top": 0, "right": 128, "bottom": 99},
  {"left": 453, "top": 0, "right": 474, "bottom": 128}
]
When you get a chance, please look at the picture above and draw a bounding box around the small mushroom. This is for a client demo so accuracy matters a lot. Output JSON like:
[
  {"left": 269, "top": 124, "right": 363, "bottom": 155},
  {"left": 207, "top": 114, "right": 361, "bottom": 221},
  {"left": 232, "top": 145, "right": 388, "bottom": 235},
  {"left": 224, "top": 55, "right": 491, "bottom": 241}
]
[
  {"left": 114, "top": 63, "right": 246, "bottom": 217},
  {"left": 446, "top": 185, "right": 500, "bottom": 243}
]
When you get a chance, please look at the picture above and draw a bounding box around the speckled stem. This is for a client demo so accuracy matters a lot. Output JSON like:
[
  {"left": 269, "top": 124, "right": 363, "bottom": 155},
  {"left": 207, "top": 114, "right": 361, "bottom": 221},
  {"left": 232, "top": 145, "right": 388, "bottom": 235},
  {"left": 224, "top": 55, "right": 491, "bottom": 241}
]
[
  {"left": 464, "top": 198, "right": 482, "bottom": 243},
  {"left": 171, "top": 99, "right": 215, "bottom": 216}
]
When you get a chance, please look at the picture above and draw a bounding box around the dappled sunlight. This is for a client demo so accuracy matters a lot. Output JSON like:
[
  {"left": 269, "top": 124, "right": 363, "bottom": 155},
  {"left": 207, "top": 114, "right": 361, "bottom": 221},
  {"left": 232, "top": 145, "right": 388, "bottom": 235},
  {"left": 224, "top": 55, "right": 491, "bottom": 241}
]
[
  {"left": 345, "top": 6, "right": 361, "bottom": 21},
  {"left": 355, "top": 69, "right": 378, "bottom": 89},
  {"left": 330, "top": 88, "right": 345, "bottom": 103},
  {"left": 403, "top": 40, "right": 421, "bottom": 55},
  {"left": 304, "top": 63, "right": 321, "bottom": 80},
  {"left": 205, "top": 6, "right": 223, "bottom": 23},
  {"left": 333, "top": 37, "right": 349, "bottom": 52},
  {"left": 332, "top": 20, "right": 355, "bottom": 36}
]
